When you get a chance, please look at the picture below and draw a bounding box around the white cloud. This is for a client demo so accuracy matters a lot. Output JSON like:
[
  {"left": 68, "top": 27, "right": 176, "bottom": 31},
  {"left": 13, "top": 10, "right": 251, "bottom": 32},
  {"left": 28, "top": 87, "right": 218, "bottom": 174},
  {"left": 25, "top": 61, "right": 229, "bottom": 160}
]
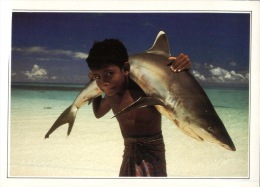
[
  {"left": 192, "top": 64, "right": 248, "bottom": 84},
  {"left": 27, "top": 46, "right": 47, "bottom": 53},
  {"left": 192, "top": 70, "right": 206, "bottom": 81},
  {"left": 74, "top": 52, "right": 88, "bottom": 59},
  {"left": 13, "top": 46, "right": 48, "bottom": 54},
  {"left": 24, "top": 64, "right": 48, "bottom": 80},
  {"left": 50, "top": 76, "right": 57, "bottom": 80},
  {"left": 209, "top": 66, "right": 247, "bottom": 83},
  {"left": 245, "top": 73, "right": 249, "bottom": 80},
  {"left": 12, "top": 46, "right": 88, "bottom": 60},
  {"left": 209, "top": 67, "right": 228, "bottom": 77},
  {"left": 229, "top": 61, "right": 237, "bottom": 67}
]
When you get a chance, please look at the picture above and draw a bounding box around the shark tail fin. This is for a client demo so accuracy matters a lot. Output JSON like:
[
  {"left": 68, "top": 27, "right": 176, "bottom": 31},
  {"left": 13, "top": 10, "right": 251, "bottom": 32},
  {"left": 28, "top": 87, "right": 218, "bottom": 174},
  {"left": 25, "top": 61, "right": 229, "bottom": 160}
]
[
  {"left": 45, "top": 105, "right": 78, "bottom": 139},
  {"left": 112, "top": 96, "right": 164, "bottom": 118}
]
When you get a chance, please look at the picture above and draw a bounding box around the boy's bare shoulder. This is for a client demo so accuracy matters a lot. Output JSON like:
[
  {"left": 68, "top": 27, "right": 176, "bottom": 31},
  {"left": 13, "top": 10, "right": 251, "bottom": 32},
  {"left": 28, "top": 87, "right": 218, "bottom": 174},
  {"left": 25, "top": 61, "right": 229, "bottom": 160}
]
[{"left": 128, "top": 79, "right": 144, "bottom": 92}]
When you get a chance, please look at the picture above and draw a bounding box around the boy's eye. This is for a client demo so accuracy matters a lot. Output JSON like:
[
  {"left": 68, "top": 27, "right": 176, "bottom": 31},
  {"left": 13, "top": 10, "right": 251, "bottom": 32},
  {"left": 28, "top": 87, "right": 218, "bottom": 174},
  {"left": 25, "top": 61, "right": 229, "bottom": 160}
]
[
  {"left": 105, "top": 72, "right": 114, "bottom": 76},
  {"left": 93, "top": 75, "right": 100, "bottom": 80}
]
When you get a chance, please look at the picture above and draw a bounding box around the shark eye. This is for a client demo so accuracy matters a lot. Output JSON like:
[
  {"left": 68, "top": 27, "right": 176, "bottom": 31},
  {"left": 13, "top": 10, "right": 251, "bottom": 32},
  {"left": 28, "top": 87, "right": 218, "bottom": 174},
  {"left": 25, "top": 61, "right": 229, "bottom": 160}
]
[{"left": 207, "top": 126, "right": 215, "bottom": 133}]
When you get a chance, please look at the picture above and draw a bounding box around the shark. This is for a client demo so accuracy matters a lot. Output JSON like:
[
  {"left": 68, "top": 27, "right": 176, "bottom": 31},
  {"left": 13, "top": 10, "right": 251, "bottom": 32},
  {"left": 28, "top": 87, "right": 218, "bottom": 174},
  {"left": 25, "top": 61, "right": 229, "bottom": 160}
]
[{"left": 45, "top": 31, "right": 236, "bottom": 151}]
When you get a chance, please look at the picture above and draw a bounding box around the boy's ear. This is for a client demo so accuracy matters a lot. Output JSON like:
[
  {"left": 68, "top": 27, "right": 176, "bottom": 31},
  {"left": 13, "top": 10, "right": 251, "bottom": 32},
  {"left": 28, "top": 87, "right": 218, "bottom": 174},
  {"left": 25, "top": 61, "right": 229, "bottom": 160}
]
[
  {"left": 123, "top": 62, "right": 130, "bottom": 74},
  {"left": 88, "top": 71, "right": 94, "bottom": 80}
]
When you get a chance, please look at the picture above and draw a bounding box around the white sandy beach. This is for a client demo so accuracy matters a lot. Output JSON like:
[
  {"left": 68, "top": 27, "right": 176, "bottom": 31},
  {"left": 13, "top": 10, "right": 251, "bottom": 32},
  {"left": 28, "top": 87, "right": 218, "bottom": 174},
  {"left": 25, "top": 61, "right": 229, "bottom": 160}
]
[{"left": 10, "top": 94, "right": 248, "bottom": 177}]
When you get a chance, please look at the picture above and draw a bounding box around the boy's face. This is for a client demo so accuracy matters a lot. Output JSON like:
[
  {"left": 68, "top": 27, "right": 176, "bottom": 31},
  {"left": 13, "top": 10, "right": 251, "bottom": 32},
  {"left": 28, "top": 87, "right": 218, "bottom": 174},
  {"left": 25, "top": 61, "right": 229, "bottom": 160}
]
[{"left": 90, "top": 64, "right": 129, "bottom": 96}]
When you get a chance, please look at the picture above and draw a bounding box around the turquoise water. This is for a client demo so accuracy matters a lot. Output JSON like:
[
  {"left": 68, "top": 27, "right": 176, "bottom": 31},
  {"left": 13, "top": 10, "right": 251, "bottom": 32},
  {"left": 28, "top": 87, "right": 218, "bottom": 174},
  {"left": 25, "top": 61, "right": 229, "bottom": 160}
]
[{"left": 10, "top": 83, "right": 249, "bottom": 177}]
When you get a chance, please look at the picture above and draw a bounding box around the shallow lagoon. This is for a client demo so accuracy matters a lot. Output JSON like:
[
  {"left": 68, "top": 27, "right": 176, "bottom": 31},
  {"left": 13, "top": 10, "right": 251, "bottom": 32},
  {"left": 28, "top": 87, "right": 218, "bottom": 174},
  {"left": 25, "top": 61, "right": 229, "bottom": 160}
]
[{"left": 10, "top": 83, "right": 249, "bottom": 177}]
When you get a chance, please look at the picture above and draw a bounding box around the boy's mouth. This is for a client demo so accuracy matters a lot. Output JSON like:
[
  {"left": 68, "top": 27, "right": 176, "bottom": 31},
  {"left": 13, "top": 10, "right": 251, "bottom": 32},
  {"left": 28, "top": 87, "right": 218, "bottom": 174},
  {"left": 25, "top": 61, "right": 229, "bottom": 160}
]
[{"left": 102, "top": 87, "right": 116, "bottom": 93}]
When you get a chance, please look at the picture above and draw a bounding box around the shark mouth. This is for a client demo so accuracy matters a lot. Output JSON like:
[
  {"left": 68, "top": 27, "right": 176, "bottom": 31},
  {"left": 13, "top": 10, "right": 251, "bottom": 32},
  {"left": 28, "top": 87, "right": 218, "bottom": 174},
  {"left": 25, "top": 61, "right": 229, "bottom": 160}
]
[{"left": 180, "top": 123, "right": 235, "bottom": 151}]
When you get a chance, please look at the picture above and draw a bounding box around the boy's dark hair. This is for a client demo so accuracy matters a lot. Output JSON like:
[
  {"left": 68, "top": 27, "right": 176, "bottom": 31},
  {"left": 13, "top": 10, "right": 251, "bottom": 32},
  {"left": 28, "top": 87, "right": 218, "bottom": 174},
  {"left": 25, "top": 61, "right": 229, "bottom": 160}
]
[{"left": 86, "top": 39, "right": 128, "bottom": 70}]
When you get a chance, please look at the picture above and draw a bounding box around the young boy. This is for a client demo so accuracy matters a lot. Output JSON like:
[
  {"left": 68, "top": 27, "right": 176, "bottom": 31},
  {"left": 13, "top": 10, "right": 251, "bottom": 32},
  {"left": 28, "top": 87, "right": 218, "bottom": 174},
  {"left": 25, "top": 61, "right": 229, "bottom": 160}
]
[{"left": 86, "top": 39, "right": 191, "bottom": 177}]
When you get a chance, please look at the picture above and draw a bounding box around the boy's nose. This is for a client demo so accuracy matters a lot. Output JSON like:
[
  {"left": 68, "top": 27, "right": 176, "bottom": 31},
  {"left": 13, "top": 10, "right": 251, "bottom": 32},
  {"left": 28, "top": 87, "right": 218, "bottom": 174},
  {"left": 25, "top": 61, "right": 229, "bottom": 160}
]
[
  {"left": 101, "top": 77, "right": 110, "bottom": 86},
  {"left": 102, "top": 82, "right": 110, "bottom": 86}
]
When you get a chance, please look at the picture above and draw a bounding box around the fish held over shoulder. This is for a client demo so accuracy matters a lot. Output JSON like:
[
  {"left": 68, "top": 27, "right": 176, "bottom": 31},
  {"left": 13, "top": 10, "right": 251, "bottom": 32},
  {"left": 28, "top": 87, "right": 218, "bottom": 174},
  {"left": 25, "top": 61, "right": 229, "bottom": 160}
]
[{"left": 118, "top": 31, "right": 236, "bottom": 151}]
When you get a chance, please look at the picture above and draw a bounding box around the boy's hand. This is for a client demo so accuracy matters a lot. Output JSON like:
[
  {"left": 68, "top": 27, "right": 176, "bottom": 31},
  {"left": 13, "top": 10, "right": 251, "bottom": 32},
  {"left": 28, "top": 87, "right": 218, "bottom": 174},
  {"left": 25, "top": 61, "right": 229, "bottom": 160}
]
[{"left": 168, "top": 53, "right": 191, "bottom": 72}]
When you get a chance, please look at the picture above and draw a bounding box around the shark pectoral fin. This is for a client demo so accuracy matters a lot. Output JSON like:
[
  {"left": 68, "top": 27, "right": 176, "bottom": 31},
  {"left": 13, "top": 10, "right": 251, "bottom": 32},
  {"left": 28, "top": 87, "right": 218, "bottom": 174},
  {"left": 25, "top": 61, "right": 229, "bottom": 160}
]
[
  {"left": 112, "top": 96, "right": 164, "bottom": 118},
  {"left": 173, "top": 119, "right": 204, "bottom": 142},
  {"left": 45, "top": 105, "right": 78, "bottom": 139},
  {"left": 87, "top": 99, "right": 93, "bottom": 105},
  {"left": 182, "top": 126, "right": 204, "bottom": 142}
]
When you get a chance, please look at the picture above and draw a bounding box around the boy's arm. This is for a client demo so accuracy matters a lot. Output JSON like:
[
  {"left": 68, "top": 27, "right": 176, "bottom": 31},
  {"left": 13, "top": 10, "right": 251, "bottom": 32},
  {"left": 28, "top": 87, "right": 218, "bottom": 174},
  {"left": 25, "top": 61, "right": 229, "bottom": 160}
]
[
  {"left": 92, "top": 95, "right": 111, "bottom": 119},
  {"left": 88, "top": 72, "right": 111, "bottom": 118},
  {"left": 169, "top": 53, "right": 191, "bottom": 72}
]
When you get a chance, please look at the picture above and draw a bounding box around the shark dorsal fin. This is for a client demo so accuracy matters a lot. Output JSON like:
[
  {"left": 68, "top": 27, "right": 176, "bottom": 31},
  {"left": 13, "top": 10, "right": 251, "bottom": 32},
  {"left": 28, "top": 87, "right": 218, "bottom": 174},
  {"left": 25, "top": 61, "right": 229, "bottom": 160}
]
[{"left": 146, "top": 31, "right": 171, "bottom": 57}]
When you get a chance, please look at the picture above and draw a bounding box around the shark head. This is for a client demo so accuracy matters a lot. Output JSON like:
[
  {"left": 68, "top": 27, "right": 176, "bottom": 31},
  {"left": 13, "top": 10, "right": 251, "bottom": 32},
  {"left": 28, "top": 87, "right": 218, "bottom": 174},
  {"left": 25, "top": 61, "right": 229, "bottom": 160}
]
[
  {"left": 202, "top": 116, "right": 236, "bottom": 151},
  {"left": 177, "top": 112, "right": 236, "bottom": 151}
]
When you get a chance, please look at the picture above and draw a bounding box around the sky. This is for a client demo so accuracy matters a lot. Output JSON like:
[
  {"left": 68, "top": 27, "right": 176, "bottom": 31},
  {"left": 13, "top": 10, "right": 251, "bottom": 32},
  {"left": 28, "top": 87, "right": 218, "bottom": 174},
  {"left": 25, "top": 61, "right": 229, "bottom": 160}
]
[{"left": 11, "top": 12, "right": 250, "bottom": 86}]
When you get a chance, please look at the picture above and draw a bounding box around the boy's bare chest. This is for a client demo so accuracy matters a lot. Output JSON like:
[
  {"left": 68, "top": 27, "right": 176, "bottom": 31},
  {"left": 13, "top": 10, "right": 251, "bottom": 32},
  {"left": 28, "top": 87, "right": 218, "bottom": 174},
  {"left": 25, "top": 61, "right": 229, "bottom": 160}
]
[
  {"left": 107, "top": 89, "right": 161, "bottom": 137},
  {"left": 109, "top": 90, "right": 138, "bottom": 113}
]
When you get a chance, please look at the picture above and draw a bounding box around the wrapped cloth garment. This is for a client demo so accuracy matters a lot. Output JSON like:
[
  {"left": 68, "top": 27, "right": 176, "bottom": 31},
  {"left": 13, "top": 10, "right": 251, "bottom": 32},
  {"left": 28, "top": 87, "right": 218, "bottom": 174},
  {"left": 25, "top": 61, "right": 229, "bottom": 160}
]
[{"left": 119, "top": 132, "right": 167, "bottom": 177}]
